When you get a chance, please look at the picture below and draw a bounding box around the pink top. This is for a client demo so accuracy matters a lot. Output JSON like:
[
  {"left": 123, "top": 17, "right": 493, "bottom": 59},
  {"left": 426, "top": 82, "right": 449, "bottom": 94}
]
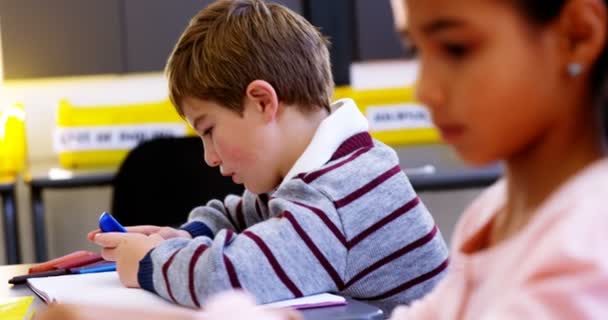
[{"left": 392, "top": 158, "right": 608, "bottom": 319}]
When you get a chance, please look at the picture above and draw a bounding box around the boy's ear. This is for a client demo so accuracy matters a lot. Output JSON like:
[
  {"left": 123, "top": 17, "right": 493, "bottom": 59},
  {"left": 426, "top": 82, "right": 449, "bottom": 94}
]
[
  {"left": 245, "top": 80, "right": 279, "bottom": 122},
  {"left": 557, "top": 0, "right": 607, "bottom": 75}
]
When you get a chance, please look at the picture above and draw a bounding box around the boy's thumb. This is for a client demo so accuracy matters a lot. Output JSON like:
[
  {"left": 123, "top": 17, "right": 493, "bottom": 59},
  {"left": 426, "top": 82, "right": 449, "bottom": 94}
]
[{"left": 93, "top": 233, "right": 122, "bottom": 247}]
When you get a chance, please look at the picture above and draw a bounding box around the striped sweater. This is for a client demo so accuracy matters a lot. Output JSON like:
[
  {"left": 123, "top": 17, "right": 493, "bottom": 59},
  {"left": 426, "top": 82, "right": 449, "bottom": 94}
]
[{"left": 138, "top": 99, "right": 449, "bottom": 313}]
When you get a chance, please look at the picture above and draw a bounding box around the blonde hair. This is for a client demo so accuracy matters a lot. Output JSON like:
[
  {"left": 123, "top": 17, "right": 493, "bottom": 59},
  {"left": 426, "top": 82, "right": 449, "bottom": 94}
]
[{"left": 166, "top": 0, "right": 334, "bottom": 115}]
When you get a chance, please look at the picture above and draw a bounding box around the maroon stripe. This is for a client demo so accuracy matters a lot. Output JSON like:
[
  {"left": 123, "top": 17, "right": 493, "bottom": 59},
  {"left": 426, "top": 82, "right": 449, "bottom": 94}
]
[
  {"left": 188, "top": 244, "right": 209, "bottom": 308},
  {"left": 222, "top": 229, "right": 240, "bottom": 287},
  {"left": 344, "top": 225, "right": 439, "bottom": 288},
  {"left": 334, "top": 165, "right": 401, "bottom": 209},
  {"left": 243, "top": 231, "right": 303, "bottom": 297},
  {"left": 301, "top": 147, "right": 372, "bottom": 184},
  {"left": 223, "top": 254, "right": 242, "bottom": 288},
  {"left": 162, "top": 249, "right": 181, "bottom": 304},
  {"left": 348, "top": 197, "right": 420, "bottom": 249},
  {"left": 364, "top": 258, "right": 449, "bottom": 301},
  {"left": 225, "top": 203, "right": 238, "bottom": 229},
  {"left": 259, "top": 193, "right": 269, "bottom": 206},
  {"left": 254, "top": 198, "right": 264, "bottom": 220},
  {"left": 330, "top": 132, "right": 374, "bottom": 161},
  {"left": 290, "top": 200, "right": 347, "bottom": 247},
  {"left": 235, "top": 200, "right": 245, "bottom": 231},
  {"left": 224, "top": 229, "right": 234, "bottom": 246},
  {"left": 283, "top": 211, "right": 345, "bottom": 289}
]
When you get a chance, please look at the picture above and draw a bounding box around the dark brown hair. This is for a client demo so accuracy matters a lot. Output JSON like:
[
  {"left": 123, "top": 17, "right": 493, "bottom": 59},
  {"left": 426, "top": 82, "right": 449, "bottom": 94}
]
[
  {"left": 166, "top": 0, "right": 333, "bottom": 116},
  {"left": 514, "top": 0, "right": 608, "bottom": 122}
]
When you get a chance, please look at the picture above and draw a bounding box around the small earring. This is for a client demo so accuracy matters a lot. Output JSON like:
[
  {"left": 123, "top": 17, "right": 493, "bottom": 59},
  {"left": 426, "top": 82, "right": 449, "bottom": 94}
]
[{"left": 567, "top": 63, "right": 583, "bottom": 77}]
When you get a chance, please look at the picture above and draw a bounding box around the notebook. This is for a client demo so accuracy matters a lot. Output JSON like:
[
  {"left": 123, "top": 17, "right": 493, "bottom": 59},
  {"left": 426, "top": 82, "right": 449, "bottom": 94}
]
[{"left": 27, "top": 272, "right": 346, "bottom": 311}]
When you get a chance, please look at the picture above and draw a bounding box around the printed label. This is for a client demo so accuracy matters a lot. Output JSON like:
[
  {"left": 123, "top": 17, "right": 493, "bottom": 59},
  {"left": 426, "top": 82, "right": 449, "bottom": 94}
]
[
  {"left": 366, "top": 104, "right": 434, "bottom": 131},
  {"left": 54, "top": 123, "right": 187, "bottom": 152}
]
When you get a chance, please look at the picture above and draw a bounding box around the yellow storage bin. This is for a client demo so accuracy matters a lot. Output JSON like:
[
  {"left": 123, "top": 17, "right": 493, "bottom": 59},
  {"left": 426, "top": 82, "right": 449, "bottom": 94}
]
[
  {"left": 0, "top": 103, "right": 27, "bottom": 175},
  {"left": 334, "top": 85, "right": 440, "bottom": 146},
  {"left": 55, "top": 99, "right": 195, "bottom": 168}
]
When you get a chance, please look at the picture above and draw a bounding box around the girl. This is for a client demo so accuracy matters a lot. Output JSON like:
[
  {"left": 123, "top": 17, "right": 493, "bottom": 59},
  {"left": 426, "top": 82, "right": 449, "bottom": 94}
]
[{"left": 392, "top": 0, "right": 608, "bottom": 318}]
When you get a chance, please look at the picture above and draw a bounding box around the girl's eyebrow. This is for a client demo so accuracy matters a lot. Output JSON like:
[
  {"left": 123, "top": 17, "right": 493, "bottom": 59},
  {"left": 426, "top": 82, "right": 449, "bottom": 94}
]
[{"left": 422, "top": 18, "right": 466, "bottom": 35}]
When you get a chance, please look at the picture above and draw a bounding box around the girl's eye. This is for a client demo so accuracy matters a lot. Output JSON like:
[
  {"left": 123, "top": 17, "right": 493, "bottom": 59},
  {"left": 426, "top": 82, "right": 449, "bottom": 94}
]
[
  {"left": 442, "top": 43, "right": 469, "bottom": 59},
  {"left": 406, "top": 44, "right": 419, "bottom": 58},
  {"left": 398, "top": 31, "right": 418, "bottom": 58}
]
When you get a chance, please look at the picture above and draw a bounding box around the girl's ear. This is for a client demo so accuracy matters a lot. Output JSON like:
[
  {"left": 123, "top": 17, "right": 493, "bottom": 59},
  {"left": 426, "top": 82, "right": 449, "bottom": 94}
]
[
  {"left": 556, "top": 0, "right": 607, "bottom": 76},
  {"left": 245, "top": 80, "right": 280, "bottom": 122}
]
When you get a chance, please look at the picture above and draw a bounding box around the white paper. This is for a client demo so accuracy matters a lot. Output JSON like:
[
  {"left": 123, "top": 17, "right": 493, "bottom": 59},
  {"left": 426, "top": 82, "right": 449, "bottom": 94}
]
[
  {"left": 264, "top": 293, "right": 346, "bottom": 309},
  {"left": 28, "top": 272, "right": 183, "bottom": 312},
  {"left": 27, "top": 272, "right": 346, "bottom": 311}
]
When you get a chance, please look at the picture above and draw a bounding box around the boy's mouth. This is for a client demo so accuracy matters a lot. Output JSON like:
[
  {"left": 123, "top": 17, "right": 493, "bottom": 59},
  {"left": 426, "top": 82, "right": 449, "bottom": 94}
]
[
  {"left": 221, "top": 170, "right": 240, "bottom": 183},
  {"left": 231, "top": 174, "right": 242, "bottom": 184},
  {"left": 220, "top": 169, "right": 234, "bottom": 177}
]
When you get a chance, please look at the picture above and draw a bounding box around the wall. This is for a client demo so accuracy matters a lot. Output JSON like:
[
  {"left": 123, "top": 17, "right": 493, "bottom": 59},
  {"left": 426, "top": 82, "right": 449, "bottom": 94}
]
[{"left": 4, "top": 73, "right": 169, "bottom": 161}]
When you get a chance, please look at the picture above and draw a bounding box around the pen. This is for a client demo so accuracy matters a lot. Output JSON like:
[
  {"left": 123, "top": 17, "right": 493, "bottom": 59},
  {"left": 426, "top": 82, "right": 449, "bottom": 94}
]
[
  {"left": 8, "top": 269, "right": 68, "bottom": 285},
  {"left": 72, "top": 262, "right": 116, "bottom": 274},
  {"left": 28, "top": 250, "right": 93, "bottom": 274}
]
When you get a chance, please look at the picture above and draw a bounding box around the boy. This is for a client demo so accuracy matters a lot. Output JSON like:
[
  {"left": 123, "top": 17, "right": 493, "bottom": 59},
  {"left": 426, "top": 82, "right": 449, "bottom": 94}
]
[{"left": 92, "top": 0, "right": 448, "bottom": 313}]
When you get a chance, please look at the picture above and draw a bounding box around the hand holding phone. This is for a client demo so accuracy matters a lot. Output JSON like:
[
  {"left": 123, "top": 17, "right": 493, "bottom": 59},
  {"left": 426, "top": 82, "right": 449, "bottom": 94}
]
[{"left": 99, "top": 212, "right": 127, "bottom": 233}]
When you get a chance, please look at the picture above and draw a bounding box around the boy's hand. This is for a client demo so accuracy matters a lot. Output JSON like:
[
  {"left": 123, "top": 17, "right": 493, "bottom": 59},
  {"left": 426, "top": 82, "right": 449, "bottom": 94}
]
[
  {"left": 93, "top": 232, "right": 165, "bottom": 288},
  {"left": 127, "top": 226, "right": 193, "bottom": 239},
  {"left": 88, "top": 226, "right": 192, "bottom": 242}
]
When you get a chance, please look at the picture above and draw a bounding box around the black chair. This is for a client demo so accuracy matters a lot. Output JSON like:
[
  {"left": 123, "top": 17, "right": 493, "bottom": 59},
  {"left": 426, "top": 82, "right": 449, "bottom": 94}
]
[{"left": 111, "top": 136, "right": 244, "bottom": 227}]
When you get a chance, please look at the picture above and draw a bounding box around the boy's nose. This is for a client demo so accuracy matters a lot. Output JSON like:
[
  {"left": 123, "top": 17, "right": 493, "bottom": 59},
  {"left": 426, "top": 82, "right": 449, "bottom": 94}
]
[{"left": 203, "top": 143, "right": 221, "bottom": 167}]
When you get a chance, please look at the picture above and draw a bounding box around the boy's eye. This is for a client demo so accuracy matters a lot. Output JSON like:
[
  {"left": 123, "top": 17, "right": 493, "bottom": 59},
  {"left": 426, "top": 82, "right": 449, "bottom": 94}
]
[{"left": 203, "top": 127, "right": 214, "bottom": 137}]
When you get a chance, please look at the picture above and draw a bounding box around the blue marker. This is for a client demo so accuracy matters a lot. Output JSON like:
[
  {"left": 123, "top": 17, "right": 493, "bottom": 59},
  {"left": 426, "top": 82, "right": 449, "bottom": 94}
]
[
  {"left": 99, "top": 212, "right": 127, "bottom": 233},
  {"left": 75, "top": 262, "right": 117, "bottom": 274}
]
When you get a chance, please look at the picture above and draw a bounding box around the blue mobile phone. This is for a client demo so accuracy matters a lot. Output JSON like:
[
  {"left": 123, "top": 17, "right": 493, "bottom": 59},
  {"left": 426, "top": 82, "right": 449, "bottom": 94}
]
[{"left": 99, "top": 212, "right": 127, "bottom": 233}]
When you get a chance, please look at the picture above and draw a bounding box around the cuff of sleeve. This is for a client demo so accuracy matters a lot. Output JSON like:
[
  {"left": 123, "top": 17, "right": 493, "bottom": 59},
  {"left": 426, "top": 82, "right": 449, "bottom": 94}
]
[
  {"left": 138, "top": 250, "right": 156, "bottom": 294},
  {"left": 180, "top": 221, "right": 214, "bottom": 238}
]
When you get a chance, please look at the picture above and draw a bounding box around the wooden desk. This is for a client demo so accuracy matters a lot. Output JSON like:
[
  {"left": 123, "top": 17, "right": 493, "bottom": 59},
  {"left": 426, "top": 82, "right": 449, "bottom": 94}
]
[
  {"left": 396, "top": 144, "right": 502, "bottom": 191},
  {"left": 0, "top": 264, "right": 44, "bottom": 311},
  {"left": 1, "top": 264, "right": 383, "bottom": 320},
  {"left": 0, "top": 175, "right": 21, "bottom": 264}
]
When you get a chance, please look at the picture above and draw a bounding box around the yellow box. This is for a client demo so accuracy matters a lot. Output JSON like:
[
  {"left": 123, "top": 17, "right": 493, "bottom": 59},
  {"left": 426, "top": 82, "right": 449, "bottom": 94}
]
[
  {"left": 55, "top": 99, "right": 195, "bottom": 168},
  {"left": 56, "top": 85, "right": 438, "bottom": 169},
  {"left": 0, "top": 103, "right": 27, "bottom": 175},
  {"left": 334, "top": 85, "right": 440, "bottom": 146}
]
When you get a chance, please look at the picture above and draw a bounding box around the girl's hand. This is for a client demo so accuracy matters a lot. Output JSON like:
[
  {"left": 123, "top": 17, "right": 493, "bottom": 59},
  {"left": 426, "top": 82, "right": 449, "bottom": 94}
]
[{"left": 205, "top": 291, "right": 303, "bottom": 320}]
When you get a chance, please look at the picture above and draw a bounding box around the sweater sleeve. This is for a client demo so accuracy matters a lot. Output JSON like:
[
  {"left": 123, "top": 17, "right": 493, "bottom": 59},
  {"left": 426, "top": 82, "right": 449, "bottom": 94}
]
[
  {"left": 140, "top": 181, "right": 347, "bottom": 307},
  {"left": 180, "top": 190, "right": 272, "bottom": 238},
  {"left": 392, "top": 259, "right": 608, "bottom": 320},
  {"left": 390, "top": 199, "right": 608, "bottom": 320}
]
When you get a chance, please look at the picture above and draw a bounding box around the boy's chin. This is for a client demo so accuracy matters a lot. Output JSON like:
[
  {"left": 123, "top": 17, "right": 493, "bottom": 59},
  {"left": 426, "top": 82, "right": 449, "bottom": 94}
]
[{"left": 244, "top": 181, "right": 278, "bottom": 195}]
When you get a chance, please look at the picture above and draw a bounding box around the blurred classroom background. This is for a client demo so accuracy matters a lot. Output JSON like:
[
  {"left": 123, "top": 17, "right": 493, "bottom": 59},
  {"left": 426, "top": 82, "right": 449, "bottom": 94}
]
[{"left": 0, "top": 0, "right": 491, "bottom": 265}]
